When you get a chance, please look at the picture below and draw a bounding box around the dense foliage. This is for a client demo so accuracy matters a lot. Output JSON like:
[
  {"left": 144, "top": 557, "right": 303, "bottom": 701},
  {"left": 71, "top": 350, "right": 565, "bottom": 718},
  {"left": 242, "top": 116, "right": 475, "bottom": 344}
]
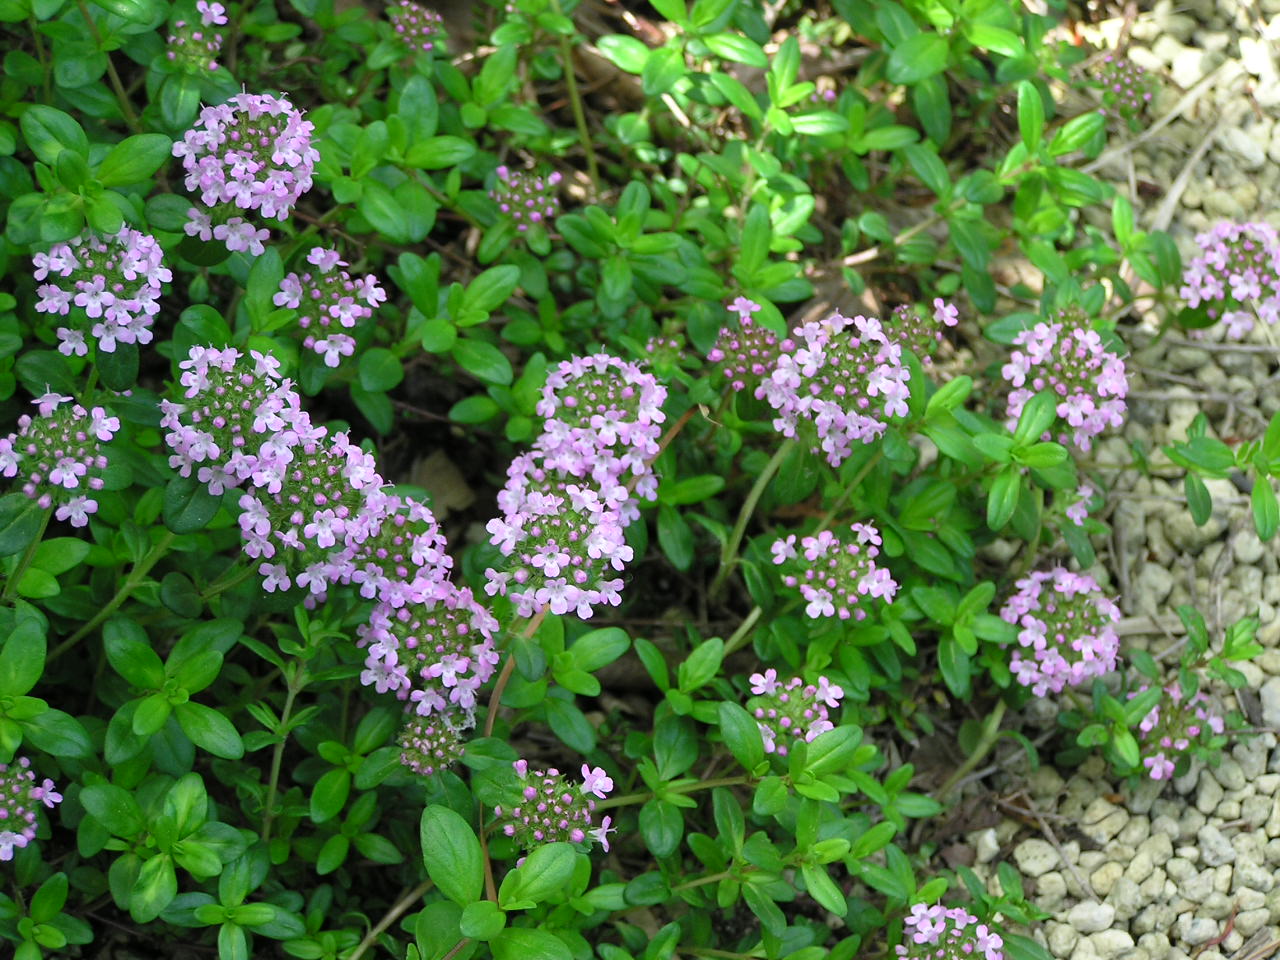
[{"left": 0, "top": 0, "right": 1271, "bottom": 959}]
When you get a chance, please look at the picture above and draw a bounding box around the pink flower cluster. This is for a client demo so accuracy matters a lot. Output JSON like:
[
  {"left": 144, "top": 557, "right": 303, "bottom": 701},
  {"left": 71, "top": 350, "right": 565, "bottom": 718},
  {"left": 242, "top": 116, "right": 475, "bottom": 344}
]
[
  {"left": 33, "top": 228, "right": 170, "bottom": 356},
  {"left": 491, "top": 166, "right": 562, "bottom": 233},
  {"left": 1065, "top": 483, "right": 1095, "bottom": 526},
  {"left": 760, "top": 311, "right": 910, "bottom": 467},
  {"left": 388, "top": 0, "right": 442, "bottom": 52},
  {"left": 0, "top": 758, "right": 62, "bottom": 861},
  {"left": 398, "top": 714, "right": 469, "bottom": 778},
  {"left": 485, "top": 354, "right": 666, "bottom": 619},
  {"left": 896, "top": 904, "right": 1003, "bottom": 960},
  {"left": 886, "top": 298, "right": 959, "bottom": 365},
  {"left": 1179, "top": 222, "right": 1280, "bottom": 339},
  {"left": 166, "top": 2, "right": 226, "bottom": 72},
  {"left": 0, "top": 393, "right": 119, "bottom": 527},
  {"left": 274, "top": 247, "right": 387, "bottom": 367},
  {"left": 1093, "top": 54, "right": 1154, "bottom": 125},
  {"left": 493, "top": 759, "right": 615, "bottom": 853},
  {"left": 771, "top": 522, "right": 898, "bottom": 620},
  {"left": 707, "top": 297, "right": 792, "bottom": 394},
  {"left": 1000, "top": 306, "right": 1128, "bottom": 452},
  {"left": 163, "top": 345, "right": 452, "bottom": 603},
  {"left": 747, "top": 670, "right": 842, "bottom": 756},
  {"left": 999, "top": 567, "right": 1121, "bottom": 697},
  {"left": 357, "top": 582, "right": 499, "bottom": 717},
  {"left": 174, "top": 91, "right": 320, "bottom": 254},
  {"left": 1131, "top": 684, "right": 1225, "bottom": 781}
]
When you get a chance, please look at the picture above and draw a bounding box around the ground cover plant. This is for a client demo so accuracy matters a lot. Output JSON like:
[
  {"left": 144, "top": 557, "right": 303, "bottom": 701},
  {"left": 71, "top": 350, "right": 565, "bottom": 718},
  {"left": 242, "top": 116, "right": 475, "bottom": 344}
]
[{"left": 0, "top": 0, "right": 1272, "bottom": 958}]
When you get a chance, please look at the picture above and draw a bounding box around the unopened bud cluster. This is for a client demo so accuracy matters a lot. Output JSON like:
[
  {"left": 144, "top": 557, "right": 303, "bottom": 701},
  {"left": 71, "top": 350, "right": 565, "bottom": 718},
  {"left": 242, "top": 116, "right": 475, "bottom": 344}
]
[
  {"left": 0, "top": 393, "right": 119, "bottom": 527},
  {"left": 166, "top": 2, "right": 227, "bottom": 72},
  {"left": 491, "top": 166, "right": 562, "bottom": 233},
  {"left": 708, "top": 297, "right": 791, "bottom": 395},
  {"left": 1092, "top": 53, "right": 1155, "bottom": 126},
  {"left": 1000, "top": 306, "right": 1128, "bottom": 452},
  {"left": 885, "top": 299, "right": 958, "bottom": 365},
  {"left": 33, "top": 227, "right": 171, "bottom": 356},
  {"left": 398, "top": 714, "right": 469, "bottom": 777},
  {"left": 388, "top": 0, "right": 442, "bottom": 52},
  {"left": 1131, "top": 684, "right": 1225, "bottom": 781}
]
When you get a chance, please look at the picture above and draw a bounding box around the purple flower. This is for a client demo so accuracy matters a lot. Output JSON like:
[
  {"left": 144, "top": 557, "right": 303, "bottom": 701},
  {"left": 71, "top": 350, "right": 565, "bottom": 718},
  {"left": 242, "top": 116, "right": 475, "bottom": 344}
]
[
  {"left": 196, "top": 0, "right": 227, "bottom": 25},
  {"left": 397, "top": 711, "right": 471, "bottom": 777},
  {"left": 882, "top": 301, "right": 957, "bottom": 367},
  {"left": 1179, "top": 222, "right": 1280, "bottom": 339},
  {"left": 0, "top": 758, "right": 61, "bottom": 861},
  {"left": 173, "top": 91, "right": 319, "bottom": 223},
  {"left": 896, "top": 903, "right": 1003, "bottom": 960},
  {"left": 1001, "top": 306, "right": 1128, "bottom": 452},
  {"left": 760, "top": 312, "right": 910, "bottom": 467},
  {"left": 0, "top": 395, "right": 116, "bottom": 526},
  {"left": 490, "top": 166, "right": 562, "bottom": 233},
  {"left": 747, "top": 674, "right": 844, "bottom": 757},
  {"left": 387, "top": 0, "right": 443, "bottom": 52},
  {"left": 771, "top": 522, "right": 898, "bottom": 620},
  {"left": 999, "top": 567, "right": 1120, "bottom": 697},
  {"left": 494, "top": 760, "right": 612, "bottom": 852},
  {"left": 32, "top": 228, "right": 169, "bottom": 357},
  {"left": 580, "top": 764, "right": 613, "bottom": 799},
  {"left": 357, "top": 582, "right": 498, "bottom": 714},
  {"left": 1129, "top": 684, "right": 1225, "bottom": 782},
  {"left": 276, "top": 247, "right": 385, "bottom": 367},
  {"left": 1064, "top": 483, "right": 1094, "bottom": 526}
]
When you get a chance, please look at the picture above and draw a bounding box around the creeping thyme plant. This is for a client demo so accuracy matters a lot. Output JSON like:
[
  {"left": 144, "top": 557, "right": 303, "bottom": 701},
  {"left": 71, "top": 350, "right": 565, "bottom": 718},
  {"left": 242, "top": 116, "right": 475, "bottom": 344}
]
[{"left": 0, "top": 1, "right": 1268, "bottom": 959}]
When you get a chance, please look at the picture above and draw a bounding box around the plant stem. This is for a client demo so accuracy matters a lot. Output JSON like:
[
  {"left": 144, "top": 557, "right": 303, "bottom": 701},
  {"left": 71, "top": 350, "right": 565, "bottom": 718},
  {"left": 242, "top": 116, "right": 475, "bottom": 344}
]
[
  {"left": 348, "top": 879, "right": 434, "bottom": 960},
  {"left": 75, "top": 0, "right": 141, "bottom": 132},
  {"left": 817, "top": 449, "right": 883, "bottom": 529},
  {"left": 1, "top": 508, "right": 49, "bottom": 604},
  {"left": 709, "top": 438, "right": 797, "bottom": 601},
  {"left": 936, "top": 699, "right": 1007, "bottom": 801},
  {"left": 48, "top": 529, "right": 176, "bottom": 662},
  {"left": 29, "top": 16, "right": 52, "bottom": 104},
  {"left": 723, "top": 605, "right": 762, "bottom": 656},
  {"left": 595, "top": 775, "right": 748, "bottom": 811},
  {"left": 261, "top": 665, "right": 305, "bottom": 846},
  {"left": 550, "top": 0, "right": 598, "bottom": 194}
]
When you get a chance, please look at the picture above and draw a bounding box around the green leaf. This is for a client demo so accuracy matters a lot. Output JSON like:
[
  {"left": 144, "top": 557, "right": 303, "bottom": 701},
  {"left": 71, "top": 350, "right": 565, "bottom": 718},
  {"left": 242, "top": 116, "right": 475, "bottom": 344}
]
[
  {"left": 886, "top": 34, "right": 948, "bottom": 85},
  {"left": 459, "top": 900, "right": 506, "bottom": 941},
  {"left": 175, "top": 702, "right": 244, "bottom": 759},
  {"left": 1017, "top": 81, "right": 1044, "bottom": 152},
  {"left": 0, "top": 618, "right": 45, "bottom": 697},
  {"left": 81, "top": 783, "right": 145, "bottom": 837},
  {"left": 1048, "top": 112, "right": 1105, "bottom": 157},
  {"left": 96, "top": 134, "right": 172, "bottom": 186},
  {"left": 492, "top": 928, "right": 572, "bottom": 960},
  {"left": 801, "top": 861, "right": 847, "bottom": 916},
  {"left": 449, "top": 396, "right": 499, "bottom": 424},
  {"left": 987, "top": 466, "right": 1021, "bottom": 530},
  {"left": 903, "top": 143, "right": 949, "bottom": 198},
  {"left": 308, "top": 767, "right": 350, "bottom": 823},
  {"left": 937, "top": 636, "right": 971, "bottom": 698},
  {"left": 677, "top": 637, "right": 722, "bottom": 693},
  {"left": 965, "top": 23, "right": 1024, "bottom": 57},
  {"left": 403, "top": 136, "right": 476, "bottom": 169},
  {"left": 1185, "top": 473, "right": 1213, "bottom": 526},
  {"left": 642, "top": 46, "right": 687, "bottom": 97},
  {"left": 0, "top": 495, "right": 43, "bottom": 558},
  {"left": 421, "top": 806, "right": 484, "bottom": 906},
  {"left": 20, "top": 709, "right": 90, "bottom": 758},
  {"left": 1253, "top": 478, "right": 1279, "bottom": 541},
  {"left": 163, "top": 476, "right": 221, "bottom": 534},
  {"left": 656, "top": 503, "right": 694, "bottom": 571},
  {"left": 463, "top": 265, "right": 520, "bottom": 313},
  {"left": 639, "top": 799, "right": 683, "bottom": 857},
  {"left": 703, "top": 32, "right": 767, "bottom": 68},
  {"left": 19, "top": 106, "right": 88, "bottom": 165},
  {"left": 358, "top": 348, "right": 405, "bottom": 392},
  {"left": 597, "top": 35, "right": 649, "bottom": 73},
  {"left": 104, "top": 619, "right": 164, "bottom": 689},
  {"left": 452, "top": 339, "right": 513, "bottom": 386},
  {"left": 498, "top": 842, "right": 576, "bottom": 909},
  {"left": 569, "top": 628, "right": 630, "bottom": 672},
  {"left": 130, "top": 855, "right": 178, "bottom": 923},
  {"left": 718, "top": 701, "right": 764, "bottom": 771},
  {"left": 1013, "top": 390, "right": 1057, "bottom": 443}
]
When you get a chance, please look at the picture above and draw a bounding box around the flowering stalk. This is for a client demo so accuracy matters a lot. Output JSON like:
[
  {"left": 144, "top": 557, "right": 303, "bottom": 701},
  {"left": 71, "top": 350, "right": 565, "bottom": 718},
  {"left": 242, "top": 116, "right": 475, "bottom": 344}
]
[
  {"left": 709, "top": 437, "right": 796, "bottom": 601},
  {"left": 549, "top": 0, "right": 598, "bottom": 194}
]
